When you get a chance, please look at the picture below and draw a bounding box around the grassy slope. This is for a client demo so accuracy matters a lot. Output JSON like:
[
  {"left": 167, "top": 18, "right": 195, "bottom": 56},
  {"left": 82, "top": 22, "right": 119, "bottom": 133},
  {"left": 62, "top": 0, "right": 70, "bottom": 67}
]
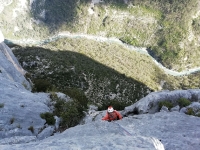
[
  {"left": 42, "top": 37, "right": 171, "bottom": 90},
  {"left": 2, "top": 0, "right": 200, "bottom": 99},
  {"left": 13, "top": 42, "right": 153, "bottom": 106},
  {"left": 11, "top": 36, "right": 200, "bottom": 107},
  {"left": 1, "top": 0, "right": 200, "bottom": 70}
]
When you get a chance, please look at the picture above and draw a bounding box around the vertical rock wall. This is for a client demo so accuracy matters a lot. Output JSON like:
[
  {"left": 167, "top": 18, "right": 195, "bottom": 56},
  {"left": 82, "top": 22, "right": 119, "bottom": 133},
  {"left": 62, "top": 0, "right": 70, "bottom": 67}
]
[{"left": 0, "top": 29, "right": 31, "bottom": 90}]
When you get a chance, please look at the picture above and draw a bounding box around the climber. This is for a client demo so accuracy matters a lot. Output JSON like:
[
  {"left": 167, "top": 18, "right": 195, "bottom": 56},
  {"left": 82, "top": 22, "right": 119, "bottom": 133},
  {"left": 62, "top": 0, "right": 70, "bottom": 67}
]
[{"left": 102, "top": 106, "right": 123, "bottom": 122}]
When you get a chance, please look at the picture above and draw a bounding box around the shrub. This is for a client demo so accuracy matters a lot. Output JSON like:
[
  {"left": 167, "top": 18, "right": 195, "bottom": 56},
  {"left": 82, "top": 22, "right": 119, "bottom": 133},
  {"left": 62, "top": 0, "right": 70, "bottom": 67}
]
[
  {"left": 178, "top": 98, "right": 191, "bottom": 108},
  {"left": 59, "top": 101, "right": 85, "bottom": 128},
  {"left": 64, "top": 88, "right": 88, "bottom": 109},
  {"left": 186, "top": 108, "right": 195, "bottom": 116},
  {"left": 158, "top": 100, "right": 173, "bottom": 110},
  {"left": 0, "top": 103, "right": 4, "bottom": 108},
  {"left": 28, "top": 126, "right": 34, "bottom": 133},
  {"left": 10, "top": 117, "right": 15, "bottom": 124},
  {"left": 40, "top": 112, "right": 55, "bottom": 125},
  {"left": 33, "top": 79, "right": 52, "bottom": 92},
  {"left": 50, "top": 91, "right": 87, "bottom": 130},
  {"left": 24, "top": 73, "right": 31, "bottom": 79},
  {"left": 53, "top": 98, "right": 66, "bottom": 117}
]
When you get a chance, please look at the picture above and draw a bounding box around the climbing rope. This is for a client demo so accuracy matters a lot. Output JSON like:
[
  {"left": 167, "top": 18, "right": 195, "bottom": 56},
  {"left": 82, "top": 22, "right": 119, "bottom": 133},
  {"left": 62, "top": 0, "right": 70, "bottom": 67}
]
[{"left": 112, "top": 122, "right": 132, "bottom": 136}]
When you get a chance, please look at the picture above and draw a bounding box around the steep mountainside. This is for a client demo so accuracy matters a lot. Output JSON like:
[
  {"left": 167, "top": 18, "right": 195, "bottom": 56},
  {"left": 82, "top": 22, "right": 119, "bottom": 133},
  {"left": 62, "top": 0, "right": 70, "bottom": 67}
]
[
  {"left": 1, "top": 0, "right": 200, "bottom": 107},
  {"left": 1, "top": 2, "right": 200, "bottom": 149},
  {"left": 1, "top": 0, "right": 200, "bottom": 70}
]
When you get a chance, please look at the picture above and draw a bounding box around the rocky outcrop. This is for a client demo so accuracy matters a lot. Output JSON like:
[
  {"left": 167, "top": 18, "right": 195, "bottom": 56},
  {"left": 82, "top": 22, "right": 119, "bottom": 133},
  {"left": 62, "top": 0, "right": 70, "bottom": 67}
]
[
  {"left": 0, "top": 31, "right": 57, "bottom": 143},
  {"left": 0, "top": 79, "right": 50, "bottom": 142},
  {"left": 122, "top": 89, "right": 200, "bottom": 116},
  {"left": 0, "top": 30, "right": 31, "bottom": 90}
]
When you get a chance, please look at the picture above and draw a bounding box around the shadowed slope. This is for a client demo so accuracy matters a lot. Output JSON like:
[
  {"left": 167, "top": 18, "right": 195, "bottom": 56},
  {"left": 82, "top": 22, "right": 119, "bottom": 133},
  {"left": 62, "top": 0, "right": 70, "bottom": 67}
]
[{"left": 13, "top": 44, "right": 152, "bottom": 108}]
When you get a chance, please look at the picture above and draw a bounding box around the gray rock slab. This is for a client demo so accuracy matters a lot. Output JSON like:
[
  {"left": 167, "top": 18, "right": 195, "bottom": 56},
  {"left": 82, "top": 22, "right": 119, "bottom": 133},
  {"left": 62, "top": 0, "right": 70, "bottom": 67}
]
[
  {"left": 0, "top": 121, "right": 164, "bottom": 150},
  {"left": 122, "top": 89, "right": 200, "bottom": 115},
  {"left": 0, "top": 42, "right": 31, "bottom": 90},
  {"left": 0, "top": 76, "right": 50, "bottom": 140},
  {"left": 1, "top": 111, "right": 200, "bottom": 150}
]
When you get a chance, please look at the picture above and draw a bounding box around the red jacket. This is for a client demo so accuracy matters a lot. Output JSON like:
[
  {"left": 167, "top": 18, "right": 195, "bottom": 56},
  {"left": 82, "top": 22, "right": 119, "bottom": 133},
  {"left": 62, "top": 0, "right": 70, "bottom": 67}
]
[{"left": 102, "top": 110, "right": 122, "bottom": 121}]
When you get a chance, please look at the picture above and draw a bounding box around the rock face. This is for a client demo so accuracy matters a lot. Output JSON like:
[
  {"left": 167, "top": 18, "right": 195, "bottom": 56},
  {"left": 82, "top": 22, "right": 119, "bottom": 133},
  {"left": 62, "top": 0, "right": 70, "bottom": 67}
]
[
  {"left": 0, "top": 121, "right": 165, "bottom": 150},
  {"left": 0, "top": 39, "right": 31, "bottom": 90},
  {"left": 0, "top": 29, "right": 200, "bottom": 150},
  {"left": 0, "top": 31, "right": 55, "bottom": 143},
  {"left": 122, "top": 89, "right": 200, "bottom": 115},
  {"left": 1, "top": 109, "right": 200, "bottom": 150},
  {"left": 0, "top": 80, "right": 50, "bottom": 143}
]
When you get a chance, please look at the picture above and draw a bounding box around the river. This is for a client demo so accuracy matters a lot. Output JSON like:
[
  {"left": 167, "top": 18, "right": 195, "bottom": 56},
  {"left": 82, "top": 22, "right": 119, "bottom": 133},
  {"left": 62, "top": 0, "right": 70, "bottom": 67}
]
[{"left": 5, "top": 32, "right": 200, "bottom": 77}]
